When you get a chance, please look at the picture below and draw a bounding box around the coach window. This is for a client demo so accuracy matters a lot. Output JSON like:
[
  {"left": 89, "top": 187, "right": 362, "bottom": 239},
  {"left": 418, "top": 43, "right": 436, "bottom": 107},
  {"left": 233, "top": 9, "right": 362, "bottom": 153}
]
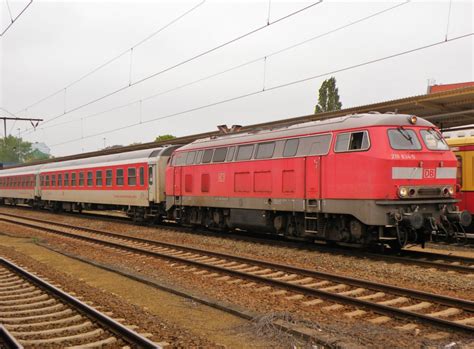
[
  {"left": 226, "top": 146, "right": 235, "bottom": 161},
  {"left": 71, "top": 173, "right": 76, "bottom": 186},
  {"left": 46, "top": 175, "right": 50, "bottom": 187},
  {"left": 283, "top": 139, "right": 299, "bottom": 157},
  {"left": 202, "top": 149, "right": 214, "bottom": 163},
  {"left": 236, "top": 144, "right": 254, "bottom": 161},
  {"left": 51, "top": 175, "right": 56, "bottom": 187},
  {"left": 255, "top": 142, "right": 275, "bottom": 159},
  {"left": 128, "top": 168, "right": 136, "bottom": 186},
  {"left": 335, "top": 131, "right": 370, "bottom": 152},
  {"left": 116, "top": 169, "right": 124, "bottom": 186},
  {"left": 388, "top": 129, "right": 421, "bottom": 150},
  {"left": 106, "top": 169, "right": 113, "bottom": 187},
  {"left": 213, "top": 147, "right": 227, "bottom": 162},
  {"left": 139, "top": 167, "right": 145, "bottom": 186},
  {"left": 96, "top": 171, "right": 103, "bottom": 186},
  {"left": 87, "top": 171, "right": 93, "bottom": 186},
  {"left": 186, "top": 151, "right": 196, "bottom": 165},
  {"left": 64, "top": 173, "right": 69, "bottom": 187},
  {"left": 456, "top": 156, "right": 463, "bottom": 188},
  {"left": 79, "top": 172, "right": 84, "bottom": 187},
  {"left": 58, "top": 174, "right": 62, "bottom": 187}
]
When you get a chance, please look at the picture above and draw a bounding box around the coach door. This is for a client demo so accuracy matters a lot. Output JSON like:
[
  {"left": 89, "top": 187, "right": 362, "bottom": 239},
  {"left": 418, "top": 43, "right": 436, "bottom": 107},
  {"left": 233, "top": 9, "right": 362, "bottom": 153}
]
[{"left": 148, "top": 165, "right": 156, "bottom": 202}]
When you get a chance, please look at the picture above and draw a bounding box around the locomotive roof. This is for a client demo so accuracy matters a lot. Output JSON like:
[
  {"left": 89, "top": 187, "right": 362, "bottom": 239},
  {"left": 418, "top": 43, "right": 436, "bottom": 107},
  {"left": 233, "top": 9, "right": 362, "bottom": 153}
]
[
  {"left": 0, "top": 146, "right": 176, "bottom": 176},
  {"left": 178, "top": 113, "right": 435, "bottom": 151}
]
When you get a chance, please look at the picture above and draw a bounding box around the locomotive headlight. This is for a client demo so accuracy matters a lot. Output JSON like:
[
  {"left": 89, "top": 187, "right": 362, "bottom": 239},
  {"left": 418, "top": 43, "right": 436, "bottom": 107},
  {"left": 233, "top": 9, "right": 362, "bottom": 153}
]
[
  {"left": 398, "top": 187, "right": 409, "bottom": 198},
  {"left": 445, "top": 186, "right": 454, "bottom": 196},
  {"left": 408, "top": 116, "right": 417, "bottom": 125}
]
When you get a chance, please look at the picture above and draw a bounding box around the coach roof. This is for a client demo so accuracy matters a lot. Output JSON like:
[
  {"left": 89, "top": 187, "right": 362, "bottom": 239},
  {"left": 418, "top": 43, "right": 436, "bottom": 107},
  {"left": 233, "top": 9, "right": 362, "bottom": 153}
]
[{"left": 177, "top": 113, "right": 435, "bottom": 151}]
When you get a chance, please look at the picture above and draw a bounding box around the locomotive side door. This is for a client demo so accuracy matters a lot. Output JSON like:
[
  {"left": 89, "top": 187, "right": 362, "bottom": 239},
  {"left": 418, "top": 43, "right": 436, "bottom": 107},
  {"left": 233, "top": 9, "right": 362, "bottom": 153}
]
[
  {"left": 174, "top": 166, "right": 182, "bottom": 197},
  {"left": 305, "top": 156, "right": 322, "bottom": 204}
]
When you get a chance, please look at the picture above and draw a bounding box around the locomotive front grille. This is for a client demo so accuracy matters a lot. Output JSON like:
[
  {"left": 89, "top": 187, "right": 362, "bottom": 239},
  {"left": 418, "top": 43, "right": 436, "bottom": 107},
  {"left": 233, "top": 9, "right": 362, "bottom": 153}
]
[{"left": 417, "top": 187, "right": 442, "bottom": 197}]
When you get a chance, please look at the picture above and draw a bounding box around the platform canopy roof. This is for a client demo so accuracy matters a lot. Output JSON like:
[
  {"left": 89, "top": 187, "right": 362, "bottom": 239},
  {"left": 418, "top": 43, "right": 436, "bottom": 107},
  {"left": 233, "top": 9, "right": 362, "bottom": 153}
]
[
  {"left": 257, "top": 85, "right": 474, "bottom": 131},
  {"left": 4, "top": 86, "right": 474, "bottom": 169}
]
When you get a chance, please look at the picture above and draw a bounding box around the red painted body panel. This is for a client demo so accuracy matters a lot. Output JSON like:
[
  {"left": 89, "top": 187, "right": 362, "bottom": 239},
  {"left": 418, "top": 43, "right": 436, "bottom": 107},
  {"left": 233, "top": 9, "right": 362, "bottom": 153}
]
[{"left": 166, "top": 126, "right": 457, "bottom": 201}]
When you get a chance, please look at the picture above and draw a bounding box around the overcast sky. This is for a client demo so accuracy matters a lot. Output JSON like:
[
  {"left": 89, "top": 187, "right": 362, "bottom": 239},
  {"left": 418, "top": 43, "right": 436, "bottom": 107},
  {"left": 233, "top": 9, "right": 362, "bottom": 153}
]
[{"left": 1, "top": 0, "right": 472, "bottom": 156}]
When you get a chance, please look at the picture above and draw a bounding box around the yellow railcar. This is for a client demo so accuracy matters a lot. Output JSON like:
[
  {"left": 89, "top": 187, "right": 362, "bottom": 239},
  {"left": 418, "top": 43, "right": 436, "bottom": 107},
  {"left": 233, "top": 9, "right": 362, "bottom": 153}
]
[{"left": 446, "top": 136, "right": 474, "bottom": 217}]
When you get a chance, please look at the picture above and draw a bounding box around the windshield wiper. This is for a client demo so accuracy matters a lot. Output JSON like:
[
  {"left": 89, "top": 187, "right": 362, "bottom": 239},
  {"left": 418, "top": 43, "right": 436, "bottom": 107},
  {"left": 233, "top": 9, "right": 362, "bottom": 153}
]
[{"left": 397, "top": 126, "right": 413, "bottom": 144}]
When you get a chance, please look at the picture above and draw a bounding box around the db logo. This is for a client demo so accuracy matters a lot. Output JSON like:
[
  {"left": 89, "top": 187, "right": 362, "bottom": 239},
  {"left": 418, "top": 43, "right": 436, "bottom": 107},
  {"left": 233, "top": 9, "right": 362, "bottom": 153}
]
[{"left": 423, "top": 168, "right": 436, "bottom": 179}]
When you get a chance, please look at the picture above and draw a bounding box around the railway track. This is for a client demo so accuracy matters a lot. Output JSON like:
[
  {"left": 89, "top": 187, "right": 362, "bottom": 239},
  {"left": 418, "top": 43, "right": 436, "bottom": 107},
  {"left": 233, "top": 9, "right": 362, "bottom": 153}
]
[
  {"left": 1, "top": 212, "right": 473, "bottom": 337},
  {"left": 2, "top": 206, "right": 474, "bottom": 275},
  {"left": 0, "top": 256, "right": 159, "bottom": 349}
]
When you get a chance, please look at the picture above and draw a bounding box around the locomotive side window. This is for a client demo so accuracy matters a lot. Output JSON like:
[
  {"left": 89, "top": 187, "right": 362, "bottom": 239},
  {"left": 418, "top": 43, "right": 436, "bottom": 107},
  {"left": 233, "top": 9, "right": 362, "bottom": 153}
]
[
  {"left": 186, "top": 151, "right": 196, "bottom": 165},
  {"left": 213, "top": 147, "right": 227, "bottom": 162},
  {"left": 255, "top": 142, "right": 275, "bottom": 159},
  {"left": 226, "top": 147, "right": 235, "bottom": 161},
  {"left": 128, "top": 168, "right": 136, "bottom": 186},
  {"left": 388, "top": 128, "right": 421, "bottom": 150},
  {"left": 335, "top": 131, "right": 370, "bottom": 152},
  {"left": 420, "top": 129, "right": 449, "bottom": 150},
  {"left": 116, "top": 169, "right": 124, "bottom": 186},
  {"left": 96, "top": 171, "right": 103, "bottom": 186},
  {"left": 202, "top": 149, "right": 214, "bottom": 163},
  {"left": 79, "top": 172, "right": 84, "bottom": 187},
  {"left": 306, "top": 134, "right": 332, "bottom": 155},
  {"left": 71, "top": 173, "right": 76, "bottom": 186},
  {"left": 174, "top": 153, "right": 186, "bottom": 166},
  {"left": 139, "top": 167, "right": 145, "bottom": 186},
  {"left": 196, "top": 150, "right": 204, "bottom": 164},
  {"left": 236, "top": 144, "right": 254, "bottom": 161},
  {"left": 106, "top": 170, "right": 113, "bottom": 186},
  {"left": 64, "top": 173, "right": 69, "bottom": 187},
  {"left": 283, "top": 139, "right": 299, "bottom": 157}
]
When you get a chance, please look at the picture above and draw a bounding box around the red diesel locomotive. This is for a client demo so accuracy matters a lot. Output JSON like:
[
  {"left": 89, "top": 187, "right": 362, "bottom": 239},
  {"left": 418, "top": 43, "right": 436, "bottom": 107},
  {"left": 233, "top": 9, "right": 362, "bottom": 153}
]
[
  {"left": 166, "top": 113, "right": 471, "bottom": 248},
  {"left": 0, "top": 113, "right": 470, "bottom": 249}
]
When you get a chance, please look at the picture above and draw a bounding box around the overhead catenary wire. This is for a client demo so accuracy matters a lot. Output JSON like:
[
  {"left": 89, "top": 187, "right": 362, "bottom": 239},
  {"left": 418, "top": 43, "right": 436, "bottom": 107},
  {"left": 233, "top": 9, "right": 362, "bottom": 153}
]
[
  {"left": 5, "top": 0, "right": 14, "bottom": 22},
  {"left": 18, "top": 1, "right": 324, "bottom": 133},
  {"left": 48, "top": 32, "right": 473, "bottom": 148},
  {"left": 15, "top": 0, "right": 206, "bottom": 115},
  {"left": 24, "top": 0, "right": 409, "bottom": 136},
  {"left": 445, "top": 0, "right": 453, "bottom": 41},
  {"left": 1, "top": 0, "right": 33, "bottom": 37}
]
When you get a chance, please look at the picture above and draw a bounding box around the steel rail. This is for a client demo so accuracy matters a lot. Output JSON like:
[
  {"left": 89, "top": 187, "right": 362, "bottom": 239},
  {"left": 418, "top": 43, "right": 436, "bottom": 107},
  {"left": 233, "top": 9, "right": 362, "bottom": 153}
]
[
  {"left": 0, "top": 212, "right": 472, "bottom": 310},
  {"left": 0, "top": 325, "right": 23, "bottom": 349},
  {"left": 0, "top": 257, "right": 160, "bottom": 349},
  {"left": 2, "top": 206, "right": 474, "bottom": 272},
  {"left": 1, "top": 214, "right": 473, "bottom": 334}
]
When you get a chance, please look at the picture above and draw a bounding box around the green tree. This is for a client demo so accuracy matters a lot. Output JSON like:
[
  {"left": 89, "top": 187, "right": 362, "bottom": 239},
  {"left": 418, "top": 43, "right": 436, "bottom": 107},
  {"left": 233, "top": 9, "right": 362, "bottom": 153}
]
[
  {"left": 314, "top": 77, "right": 342, "bottom": 113},
  {"left": 155, "top": 134, "right": 176, "bottom": 142},
  {"left": 0, "top": 136, "right": 33, "bottom": 163},
  {"left": 25, "top": 149, "right": 52, "bottom": 162}
]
